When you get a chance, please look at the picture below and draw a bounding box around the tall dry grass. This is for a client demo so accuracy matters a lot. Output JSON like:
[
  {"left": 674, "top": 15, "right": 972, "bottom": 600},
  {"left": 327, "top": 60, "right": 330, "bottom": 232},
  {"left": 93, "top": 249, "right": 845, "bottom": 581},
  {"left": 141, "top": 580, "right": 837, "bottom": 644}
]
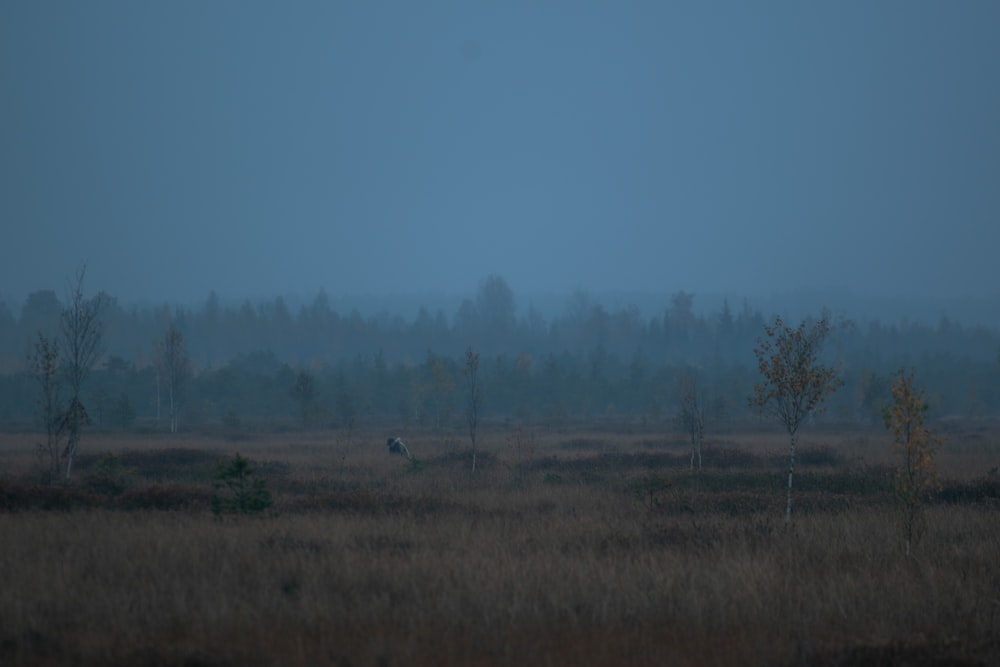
[{"left": 1, "top": 422, "right": 998, "bottom": 666}]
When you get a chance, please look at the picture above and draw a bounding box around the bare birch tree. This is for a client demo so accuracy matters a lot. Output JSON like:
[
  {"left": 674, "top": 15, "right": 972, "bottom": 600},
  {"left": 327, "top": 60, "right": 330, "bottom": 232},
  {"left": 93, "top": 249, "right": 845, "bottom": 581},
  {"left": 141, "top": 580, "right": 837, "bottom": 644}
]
[
  {"left": 415, "top": 351, "right": 454, "bottom": 429},
  {"left": 28, "top": 333, "right": 64, "bottom": 483},
  {"left": 750, "top": 314, "right": 843, "bottom": 520},
  {"left": 465, "top": 348, "right": 483, "bottom": 473},
  {"left": 152, "top": 339, "right": 163, "bottom": 423},
  {"left": 290, "top": 370, "right": 318, "bottom": 428},
  {"left": 161, "top": 325, "right": 190, "bottom": 433},
  {"left": 60, "top": 266, "right": 104, "bottom": 480},
  {"left": 675, "top": 371, "right": 705, "bottom": 470}
]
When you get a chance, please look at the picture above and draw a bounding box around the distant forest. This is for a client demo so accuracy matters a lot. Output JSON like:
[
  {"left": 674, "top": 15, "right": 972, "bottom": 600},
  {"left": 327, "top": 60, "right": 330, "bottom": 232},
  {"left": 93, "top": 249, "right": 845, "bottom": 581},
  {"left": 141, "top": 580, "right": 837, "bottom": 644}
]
[{"left": 1, "top": 275, "right": 998, "bottom": 431}]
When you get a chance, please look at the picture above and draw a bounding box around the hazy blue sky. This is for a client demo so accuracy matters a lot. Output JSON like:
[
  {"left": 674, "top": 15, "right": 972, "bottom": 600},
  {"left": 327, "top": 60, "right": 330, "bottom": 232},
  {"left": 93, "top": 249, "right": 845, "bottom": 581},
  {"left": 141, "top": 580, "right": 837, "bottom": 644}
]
[{"left": 2, "top": 1, "right": 998, "bottom": 307}]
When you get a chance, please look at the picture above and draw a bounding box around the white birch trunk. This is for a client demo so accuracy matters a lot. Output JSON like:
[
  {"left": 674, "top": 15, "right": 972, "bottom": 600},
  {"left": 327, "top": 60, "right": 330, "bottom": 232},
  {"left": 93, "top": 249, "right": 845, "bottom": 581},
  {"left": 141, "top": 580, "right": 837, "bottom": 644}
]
[
  {"left": 786, "top": 432, "right": 797, "bottom": 520},
  {"left": 168, "top": 378, "right": 176, "bottom": 433}
]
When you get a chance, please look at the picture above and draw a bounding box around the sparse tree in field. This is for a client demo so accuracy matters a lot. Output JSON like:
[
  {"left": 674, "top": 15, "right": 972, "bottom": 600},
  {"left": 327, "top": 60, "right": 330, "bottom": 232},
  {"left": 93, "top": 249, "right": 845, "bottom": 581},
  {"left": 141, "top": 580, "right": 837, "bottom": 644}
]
[
  {"left": 506, "top": 425, "right": 532, "bottom": 482},
  {"left": 335, "top": 391, "right": 356, "bottom": 428},
  {"left": 152, "top": 339, "right": 163, "bottom": 422},
  {"left": 668, "top": 290, "right": 696, "bottom": 343},
  {"left": 415, "top": 351, "right": 454, "bottom": 429},
  {"left": 336, "top": 417, "right": 356, "bottom": 470},
  {"left": 465, "top": 347, "right": 483, "bottom": 472},
  {"left": 90, "top": 386, "right": 109, "bottom": 427},
  {"left": 476, "top": 274, "right": 516, "bottom": 337},
  {"left": 28, "top": 333, "right": 64, "bottom": 483},
  {"left": 675, "top": 370, "right": 705, "bottom": 470},
  {"left": 111, "top": 392, "right": 136, "bottom": 429},
  {"left": 160, "top": 325, "right": 191, "bottom": 433},
  {"left": 856, "top": 370, "right": 888, "bottom": 425},
  {"left": 60, "top": 266, "right": 105, "bottom": 480},
  {"left": 290, "top": 370, "right": 318, "bottom": 428},
  {"left": 750, "top": 314, "right": 843, "bottom": 520},
  {"left": 19, "top": 289, "right": 62, "bottom": 340},
  {"left": 883, "top": 369, "right": 940, "bottom": 557}
]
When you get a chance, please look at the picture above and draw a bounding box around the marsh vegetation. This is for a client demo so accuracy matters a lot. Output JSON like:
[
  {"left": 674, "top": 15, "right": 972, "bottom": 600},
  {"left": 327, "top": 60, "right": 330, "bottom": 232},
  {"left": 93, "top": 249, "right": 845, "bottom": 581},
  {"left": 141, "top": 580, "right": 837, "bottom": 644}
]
[{"left": 1, "top": 422, "right": 998, "bottom": 666}]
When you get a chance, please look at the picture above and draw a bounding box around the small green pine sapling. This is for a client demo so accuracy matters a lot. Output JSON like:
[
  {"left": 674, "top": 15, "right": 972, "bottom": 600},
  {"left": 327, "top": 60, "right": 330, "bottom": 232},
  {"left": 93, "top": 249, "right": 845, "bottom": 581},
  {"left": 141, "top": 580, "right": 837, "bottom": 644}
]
[{"left": 211, "top": 453, "right": 273, "bottom": 515}]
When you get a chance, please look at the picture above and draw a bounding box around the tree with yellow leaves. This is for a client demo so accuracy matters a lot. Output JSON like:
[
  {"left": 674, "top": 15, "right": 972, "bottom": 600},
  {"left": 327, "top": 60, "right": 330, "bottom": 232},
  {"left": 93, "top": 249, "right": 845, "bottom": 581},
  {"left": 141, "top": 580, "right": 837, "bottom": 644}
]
[
  {"left": 883, "top": 369, "right": 940, "bottom": 557},
  {"left": 750, "top": 314, "right": 843, "bottom": 520}
]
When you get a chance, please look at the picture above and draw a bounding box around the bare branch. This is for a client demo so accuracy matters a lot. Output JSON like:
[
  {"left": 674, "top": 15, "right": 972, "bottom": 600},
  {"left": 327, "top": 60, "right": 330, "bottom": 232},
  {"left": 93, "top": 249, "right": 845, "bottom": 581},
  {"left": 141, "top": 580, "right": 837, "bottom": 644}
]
[{"left": 60, "top": 264, "right": 104, "bottom": 480}]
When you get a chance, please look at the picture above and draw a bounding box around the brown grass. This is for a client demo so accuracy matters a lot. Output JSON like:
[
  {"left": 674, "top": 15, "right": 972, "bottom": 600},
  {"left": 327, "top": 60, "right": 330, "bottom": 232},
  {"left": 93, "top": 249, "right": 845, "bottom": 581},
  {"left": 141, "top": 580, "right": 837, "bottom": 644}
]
[{"left": 1, "top": 421, "right": 999, "bottom": 666}]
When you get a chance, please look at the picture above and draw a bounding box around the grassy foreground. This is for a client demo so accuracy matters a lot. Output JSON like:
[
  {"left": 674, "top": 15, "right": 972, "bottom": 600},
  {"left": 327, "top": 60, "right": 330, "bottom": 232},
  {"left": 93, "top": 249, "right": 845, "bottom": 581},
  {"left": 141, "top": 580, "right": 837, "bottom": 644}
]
[{"left": 0, "top": 424, "right": 998, "bottom": 666}]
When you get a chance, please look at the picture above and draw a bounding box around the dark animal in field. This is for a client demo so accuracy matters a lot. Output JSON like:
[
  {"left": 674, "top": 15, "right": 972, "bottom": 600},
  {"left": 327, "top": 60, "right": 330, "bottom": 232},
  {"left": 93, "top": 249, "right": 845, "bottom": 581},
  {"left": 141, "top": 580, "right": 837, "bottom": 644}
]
[{"left": 386, "top": 437, "right": 411, "bottom": 459}]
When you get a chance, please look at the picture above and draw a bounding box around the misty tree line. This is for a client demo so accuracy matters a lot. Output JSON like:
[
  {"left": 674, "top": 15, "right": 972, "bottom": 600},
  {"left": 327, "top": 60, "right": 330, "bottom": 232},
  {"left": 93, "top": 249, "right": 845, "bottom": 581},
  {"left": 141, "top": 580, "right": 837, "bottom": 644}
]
[{"left": 1, "top": 274, "right": 999, "bottom": 431}]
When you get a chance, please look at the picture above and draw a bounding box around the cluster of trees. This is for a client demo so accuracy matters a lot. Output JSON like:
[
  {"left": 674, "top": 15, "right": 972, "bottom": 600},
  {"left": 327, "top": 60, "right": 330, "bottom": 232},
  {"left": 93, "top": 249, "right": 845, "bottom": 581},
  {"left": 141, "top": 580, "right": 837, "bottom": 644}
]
[
  {"left": 1, "top": 274, "right": 998, "bottom": 440},
  {"left": 6, "top": 271, "right": 956, "bottom": 548},
  {"left": 749, "top": 313, "right": 942, "bottom": 530},
  {"left": 23, "top": 269, "right": 104, "bottom": 481}
]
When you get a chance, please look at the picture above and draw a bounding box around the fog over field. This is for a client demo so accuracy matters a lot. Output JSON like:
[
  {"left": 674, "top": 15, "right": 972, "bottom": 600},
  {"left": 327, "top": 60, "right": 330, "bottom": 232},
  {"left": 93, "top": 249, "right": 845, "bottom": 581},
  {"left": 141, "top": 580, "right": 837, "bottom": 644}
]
[{"left": 2, "top": 2, "right": 998, "bottom": 320}]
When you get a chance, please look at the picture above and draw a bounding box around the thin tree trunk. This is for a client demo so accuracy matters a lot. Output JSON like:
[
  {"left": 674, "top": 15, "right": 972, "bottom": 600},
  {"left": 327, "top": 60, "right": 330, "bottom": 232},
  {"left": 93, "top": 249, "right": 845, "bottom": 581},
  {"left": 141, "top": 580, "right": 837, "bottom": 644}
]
[
  {"left": 168, "top": 381, "right": 176, "bottom": 434},
  {"left": 690, "top": 423, "right": 704, "bottom": 470},
  {"left": 905, "top": 510, "right": 913, "bottom": 558},
  {"left": 65, "top": 429, "right": 78, "bottom": 481},
  {"left": 65, "top": 444, "right": 75, "bottom": 480},
  {"left": 786, "top": 431, "right": 797, "bottom": 520},
  {"left": 155, "top": 369, "right": 161, "bottom": 422}
]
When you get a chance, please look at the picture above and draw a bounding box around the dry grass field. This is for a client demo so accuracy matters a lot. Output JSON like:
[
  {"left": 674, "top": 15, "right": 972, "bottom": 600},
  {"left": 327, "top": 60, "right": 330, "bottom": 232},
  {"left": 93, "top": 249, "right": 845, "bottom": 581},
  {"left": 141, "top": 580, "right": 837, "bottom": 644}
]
[{"left": 1, "top": 421, "right": 998, "bottom": 666}]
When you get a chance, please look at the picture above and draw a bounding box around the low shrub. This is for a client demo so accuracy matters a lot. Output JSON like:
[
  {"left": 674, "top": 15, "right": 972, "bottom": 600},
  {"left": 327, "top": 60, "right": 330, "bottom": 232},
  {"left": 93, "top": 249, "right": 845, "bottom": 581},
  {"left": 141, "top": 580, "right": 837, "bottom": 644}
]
[
  {"left": 118, "top": 483, "right": 211, "bottom": 511},
  {"left": 0, "top": 481, "right": 98, "bottom": 511},
  {"left": 83, "top": 452, "right": 137, "bottom": 496},
  {"left": 210, "top": 453, "right": 273, "bottom": 516}
]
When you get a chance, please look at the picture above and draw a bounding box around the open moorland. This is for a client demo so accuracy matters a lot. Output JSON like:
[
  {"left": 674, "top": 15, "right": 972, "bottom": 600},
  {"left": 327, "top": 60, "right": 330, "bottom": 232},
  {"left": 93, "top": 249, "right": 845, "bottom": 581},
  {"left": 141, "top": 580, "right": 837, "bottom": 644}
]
[{"left": 1, "top": 421, "right": 999, "bottom": 667}]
